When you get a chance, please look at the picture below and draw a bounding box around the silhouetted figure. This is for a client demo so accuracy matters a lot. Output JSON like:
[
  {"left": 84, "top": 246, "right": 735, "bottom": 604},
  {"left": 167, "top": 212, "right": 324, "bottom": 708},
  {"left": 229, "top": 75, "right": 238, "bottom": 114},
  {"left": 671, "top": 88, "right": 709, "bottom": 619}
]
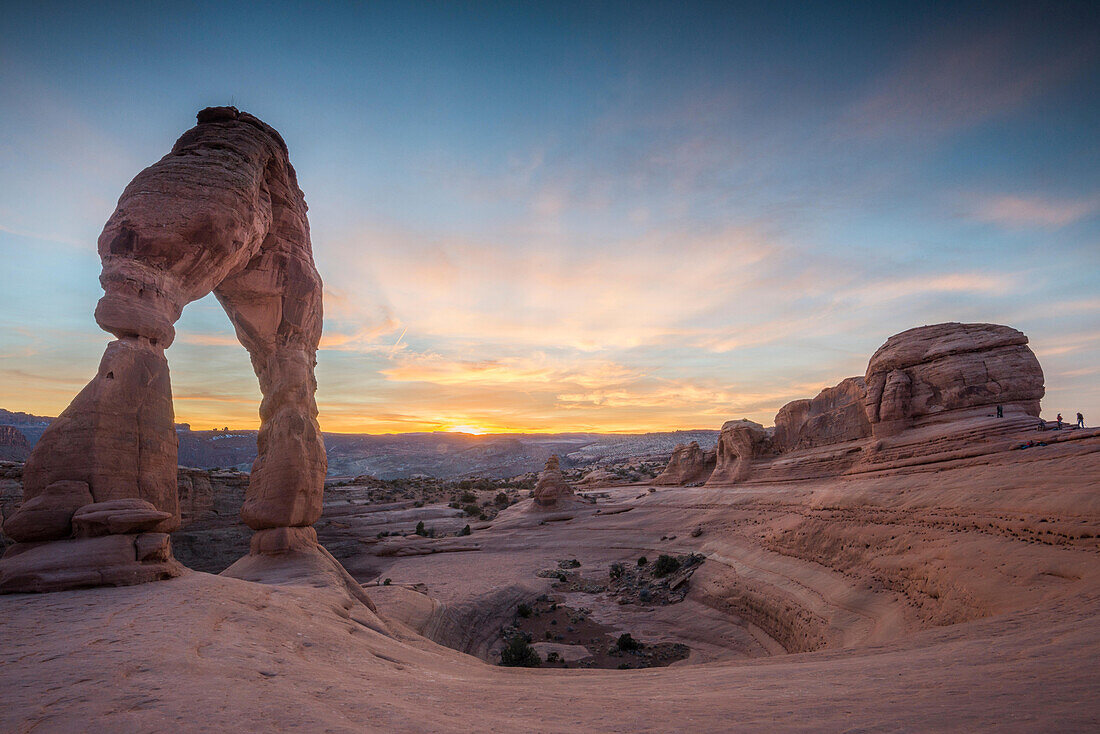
[
  {"left": 1056, "top": 413, "right": 1063, "bottom": 430},
  {"left": 1078, "top": 412, "right": 1085, "bottom": 429},
  {"left": 996, "top": 405, "right": 1003, "bottom": 418},
  {"left": 1037, "top": 418, "right": 1046, "bottom": 432}
]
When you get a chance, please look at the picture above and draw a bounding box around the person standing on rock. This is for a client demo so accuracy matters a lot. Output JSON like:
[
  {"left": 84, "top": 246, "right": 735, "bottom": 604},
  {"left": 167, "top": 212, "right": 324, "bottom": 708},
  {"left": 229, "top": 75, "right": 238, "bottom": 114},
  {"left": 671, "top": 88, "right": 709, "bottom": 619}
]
[
  {"left": 1078, "top": 412, "right": 1085, "bottom": 428},
  {"left": 1056, "top": 413, "right": 1063, "bottom": 429},
  {"left": 996, "top": 405, "right": 1003, "bottom": 418}
]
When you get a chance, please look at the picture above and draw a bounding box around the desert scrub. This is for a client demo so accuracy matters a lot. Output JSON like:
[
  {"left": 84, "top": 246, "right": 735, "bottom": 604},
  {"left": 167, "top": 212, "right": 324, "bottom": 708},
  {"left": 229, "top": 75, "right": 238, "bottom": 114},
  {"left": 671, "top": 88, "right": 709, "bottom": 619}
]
[
  {"left": 616, "top": 633, "right": 641, "bottom": 651},
  {"left": 500, "top": 635, "right": 541, "bottom": 667},
  {"left": 652, "top": 554, "right": 681, "bottom": 577}
]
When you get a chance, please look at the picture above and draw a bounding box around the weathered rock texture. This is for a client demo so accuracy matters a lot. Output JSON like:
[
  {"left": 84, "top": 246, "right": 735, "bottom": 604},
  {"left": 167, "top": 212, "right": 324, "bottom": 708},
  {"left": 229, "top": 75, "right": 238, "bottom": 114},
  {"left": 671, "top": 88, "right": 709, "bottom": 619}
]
[
  {"left": 772, "top": 377, "right": 871, "bottom": 452},
  {"left": 863, "top": 323, "right": 1044, "bottom": 438},
  {"left": 532, "top": 455, "right": 574, "bottom": 507},
  {"left": 0, "top": 427, "right": 31, "bottom": 462},
  {"left": 705, "top": 420, "right": 771, "bottom": 486},
  {"left": 655, "top": 442, "right": 716, "bottom": 485},
  {"left": 0, "top": 107, "right": 326, "bottom": 592}
]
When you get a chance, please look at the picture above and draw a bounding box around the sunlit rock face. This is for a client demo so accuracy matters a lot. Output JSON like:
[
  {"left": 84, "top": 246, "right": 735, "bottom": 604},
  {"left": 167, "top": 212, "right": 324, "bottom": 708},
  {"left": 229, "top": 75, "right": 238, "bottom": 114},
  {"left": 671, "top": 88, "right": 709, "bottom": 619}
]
[
  {"left": 705, "top": 420, "right": 770, "bottom": 486},
  {"left": 532, "top": 455, "right": 574, "bottom": 507},
  {"left": 863, "top": 322, "right": 1044, "bottom": 438},
  {"left": 0, "top": 107, "right": 326, "bottom": 593},
  {"left": 655, "top": 442, "right": 716, "bottom": 485},
  {"left": 773, "top": 377, "right": 871, "bottom": 452}
]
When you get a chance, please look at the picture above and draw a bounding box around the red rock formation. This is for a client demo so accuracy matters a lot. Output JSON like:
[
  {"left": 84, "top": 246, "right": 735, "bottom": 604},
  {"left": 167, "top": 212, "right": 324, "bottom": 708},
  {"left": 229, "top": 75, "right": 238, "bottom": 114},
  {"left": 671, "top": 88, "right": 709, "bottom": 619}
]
[
  {"left": 772, "top": 377, "right": 871, "bottom": 452},
  {"left": 0, "top": 427, "right": 30, "bottom": 462},
  {"left": 532, "top": 455, "right": 574, "bottom": 507},
  {"left": 705, "top": 420, "right": 770, "bottom": 486},
  {"left": 655, "top": 442, "right": 716, "bottom": 485},
  {"left": 1, "top": 107, "right": 326, "bottom": 592},
  {"left": 863, "top": 323, "right": 1044, "bottom": 438}
]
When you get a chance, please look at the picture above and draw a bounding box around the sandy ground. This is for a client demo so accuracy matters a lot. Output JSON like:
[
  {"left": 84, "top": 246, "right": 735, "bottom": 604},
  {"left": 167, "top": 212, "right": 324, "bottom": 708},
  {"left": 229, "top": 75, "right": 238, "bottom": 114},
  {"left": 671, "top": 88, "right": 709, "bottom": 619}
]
[{"left": 2, "top": 430, "right": 1098, "bottom": 732}]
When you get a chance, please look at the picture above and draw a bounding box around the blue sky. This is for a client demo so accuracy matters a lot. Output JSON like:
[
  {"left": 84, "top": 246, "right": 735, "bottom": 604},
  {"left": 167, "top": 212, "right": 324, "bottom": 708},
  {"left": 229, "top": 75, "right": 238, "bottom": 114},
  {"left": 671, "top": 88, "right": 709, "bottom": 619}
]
[{"left": 0, "top": 1, "right": 1097, "bottom": 432}]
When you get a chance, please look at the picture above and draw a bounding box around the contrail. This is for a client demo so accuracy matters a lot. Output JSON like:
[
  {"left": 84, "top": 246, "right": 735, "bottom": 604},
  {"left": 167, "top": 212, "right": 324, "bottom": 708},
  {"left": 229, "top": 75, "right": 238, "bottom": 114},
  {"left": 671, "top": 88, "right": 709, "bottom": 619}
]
[{"left": 390, "top": 326, "right": 408, "bottom": 356}]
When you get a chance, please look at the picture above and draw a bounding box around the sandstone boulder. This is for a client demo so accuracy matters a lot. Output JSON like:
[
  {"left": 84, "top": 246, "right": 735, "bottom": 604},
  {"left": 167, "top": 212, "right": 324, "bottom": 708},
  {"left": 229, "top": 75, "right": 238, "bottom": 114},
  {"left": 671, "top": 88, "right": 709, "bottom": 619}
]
[
  {"left": 773, "top": 377, "right": 871, "bottom": 452},
  {"left": 72, "top": 499, "right": 174, "bottom": 538},
  {"left": 0, "top": 533, "right": 183, "bottom": 593},
  {"left": 532, "top": 455, "right": 574, "bottom": 507},
  {"left": 1, "top": 480, "right": 92, "bottom": 543},
  {"left": 705, "top": 420, "right": 770, "bottom": 486},
  {"left": 863, "top": 323, "right": 1044, "bottom": 438},
  {"left": 655, "top": 442, "right": 716, "bottom": 485}
]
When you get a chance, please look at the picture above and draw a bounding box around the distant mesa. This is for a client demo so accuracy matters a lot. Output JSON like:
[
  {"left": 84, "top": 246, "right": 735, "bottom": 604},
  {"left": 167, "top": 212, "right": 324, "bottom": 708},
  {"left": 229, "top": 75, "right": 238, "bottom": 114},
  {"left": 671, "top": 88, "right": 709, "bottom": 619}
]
[
  {"left": 0, "top": 107, "right": 330, "bottom": 594},
  {"left": 658, "top": 322, "right": 1046, "bottom": 487},
  {"left": 531, "top": 455, "right": 575, "bottom": 508}
]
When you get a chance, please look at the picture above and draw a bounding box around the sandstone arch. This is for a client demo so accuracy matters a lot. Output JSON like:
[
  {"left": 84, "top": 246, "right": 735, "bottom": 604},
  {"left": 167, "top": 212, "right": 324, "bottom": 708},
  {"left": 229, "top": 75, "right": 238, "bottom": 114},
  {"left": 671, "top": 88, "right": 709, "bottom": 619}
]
[{"left": 0, "top": 107, "right": 326, "bottom": 592}]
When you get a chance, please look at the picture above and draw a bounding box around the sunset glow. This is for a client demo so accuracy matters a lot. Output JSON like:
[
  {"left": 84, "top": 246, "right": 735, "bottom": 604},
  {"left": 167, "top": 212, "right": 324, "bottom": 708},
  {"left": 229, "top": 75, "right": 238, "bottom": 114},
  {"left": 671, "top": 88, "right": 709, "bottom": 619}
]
[{"left": 0, "top": 3, "right": 1097, "bottom": 434}]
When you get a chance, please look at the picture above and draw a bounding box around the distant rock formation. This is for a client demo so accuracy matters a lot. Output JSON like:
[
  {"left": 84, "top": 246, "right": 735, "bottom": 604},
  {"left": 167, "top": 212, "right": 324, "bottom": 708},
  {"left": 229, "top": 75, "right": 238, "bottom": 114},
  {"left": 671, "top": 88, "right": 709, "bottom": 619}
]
[
  {"left": 0, "top": 427, "right": 30, "bottom": 462},
  {"left": 532, "top": 455, "right": 574, "bottom": 507},
  {"left": 705, "top": 420, "right": 771, "bottom": 486},
  {"left": 864, "top": 323, "right": 1044, "bottom": 438},
  {"left": 772, "top": 377, "right": 871, "bottom": 452},
  {"left": 0, "top": 107, "right": 327, "bottom": 593},
  {"left": 577, "top": 469, "right": 622, "bottom": 487},
  {"left": 655, "top": 442, "right": 716, "bottom": 485}
]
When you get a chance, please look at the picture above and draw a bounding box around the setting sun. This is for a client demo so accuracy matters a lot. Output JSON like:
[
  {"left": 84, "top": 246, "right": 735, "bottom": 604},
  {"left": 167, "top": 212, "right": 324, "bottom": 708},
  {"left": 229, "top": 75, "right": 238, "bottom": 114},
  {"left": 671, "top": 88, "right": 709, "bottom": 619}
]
[{"left": 446, "top": 424, "right": 488, "bottom": 435}]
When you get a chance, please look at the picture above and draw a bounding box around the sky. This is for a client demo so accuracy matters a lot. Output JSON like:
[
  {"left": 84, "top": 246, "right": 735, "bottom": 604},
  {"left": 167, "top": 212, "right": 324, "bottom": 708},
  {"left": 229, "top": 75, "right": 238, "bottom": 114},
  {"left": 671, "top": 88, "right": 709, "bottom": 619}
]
[{"left": 0, "top": 1, "right": 1097, "bottom": 434}]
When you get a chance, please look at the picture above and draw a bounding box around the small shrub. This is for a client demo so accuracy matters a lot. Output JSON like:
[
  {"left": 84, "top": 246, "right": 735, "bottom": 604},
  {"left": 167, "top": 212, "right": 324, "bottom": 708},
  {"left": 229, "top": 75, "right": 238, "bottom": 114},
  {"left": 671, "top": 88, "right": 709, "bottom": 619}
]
[
  {"left": 463, "top": 503, "right": 481, "bottom": 516},
  {"left": 652, "top": 554, "right": 681, "bottom": 577},
  {"left": 415, "top": 520, "right": 427, "bottom": 536},
  {"left": 637, "top": 556, "right": 648, "bottom": 566},
  {"left": 459, "top": 524, "right": 471, "bottom": 536},
  {"left": 546, "top": 651, "right": 561, "bottom": 663},
  {"left": 617, "top": 633, "right": 641, "bottom": 651},
  {"left": 500, "top": 635, "right": 541, "bottom": 667},
  {"left": 494, "top": 491, "right": 510, "bottom": 508},
  {"left": 517, "top": 602, "right": 532, "bottom": 618},
  {"left": 383, "top": 578, "right": 392, "bottom": 586},
  {"left": 609, "top": 562, "right": 625, "bottom": 580},
  {"left": 460, "top": 491, "right": 477, "bottom": 503},
  {"left": 617, "top": 662, "right": 631, "bottom": 670}
]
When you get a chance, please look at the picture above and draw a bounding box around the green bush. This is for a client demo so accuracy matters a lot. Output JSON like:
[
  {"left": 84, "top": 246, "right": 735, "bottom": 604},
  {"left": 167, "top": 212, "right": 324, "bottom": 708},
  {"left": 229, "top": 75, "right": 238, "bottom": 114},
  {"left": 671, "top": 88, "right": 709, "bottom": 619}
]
[
  {"left": 652, "top": 554, "right": 681, "bottom": 577},
  {"left": 609, "top": 562, "right": 625, "bottom": 580},
  {"left": 517, "top": 603, "right": 532, "bottom": 618},
  {"left": 494, "top": 491, "right": 510, "bottom": 508},
  {"left": 637, "top": 556, "right": 648, "bottom": 566},
  {"left": 500, "top": 635, "right": 541, "bottom": 667},
  {"left": 460, "top": 491, "right": 477, "bottom": 503},
  {"left": 383, "top": 578, "right": 392, "bottom": 586}
]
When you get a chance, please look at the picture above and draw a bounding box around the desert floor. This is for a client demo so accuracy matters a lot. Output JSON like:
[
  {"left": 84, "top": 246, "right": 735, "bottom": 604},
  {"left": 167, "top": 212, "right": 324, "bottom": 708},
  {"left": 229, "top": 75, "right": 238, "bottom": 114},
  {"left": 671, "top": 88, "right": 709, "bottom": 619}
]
[{"left": 2, "top": 429, "right": 1099, "bottom": 732}]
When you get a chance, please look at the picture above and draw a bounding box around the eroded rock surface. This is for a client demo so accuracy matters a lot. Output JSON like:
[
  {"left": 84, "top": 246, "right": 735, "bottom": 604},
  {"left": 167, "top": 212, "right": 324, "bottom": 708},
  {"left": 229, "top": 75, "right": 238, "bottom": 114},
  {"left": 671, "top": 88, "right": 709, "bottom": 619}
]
[
  {"left": 705, "top": 420, "right": 770, "bottom": 486},
  {"left": 532, "top": 455, "right": 574, "bottom": 507},
  {"left": 655, "top": 442, "right": 716, "bottom": 485},
  {"left": 0, "top": 427, "right": 31, "bottom": 462},
  {"left": 864, "top": 323, "right": 1044, "bottom": 437},
  {"left": 0, "top": 107, "right": 327, "bottom": 593},
  {"left": 773, "top": 377, "right": 871, "bottom": 452}
]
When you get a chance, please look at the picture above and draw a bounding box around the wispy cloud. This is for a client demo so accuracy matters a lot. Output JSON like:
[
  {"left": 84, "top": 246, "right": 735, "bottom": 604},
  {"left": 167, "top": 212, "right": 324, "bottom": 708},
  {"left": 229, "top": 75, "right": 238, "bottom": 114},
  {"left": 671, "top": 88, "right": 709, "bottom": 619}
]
[{"left": 967, "top": 195, "right": 1100, "bottom": 230}]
